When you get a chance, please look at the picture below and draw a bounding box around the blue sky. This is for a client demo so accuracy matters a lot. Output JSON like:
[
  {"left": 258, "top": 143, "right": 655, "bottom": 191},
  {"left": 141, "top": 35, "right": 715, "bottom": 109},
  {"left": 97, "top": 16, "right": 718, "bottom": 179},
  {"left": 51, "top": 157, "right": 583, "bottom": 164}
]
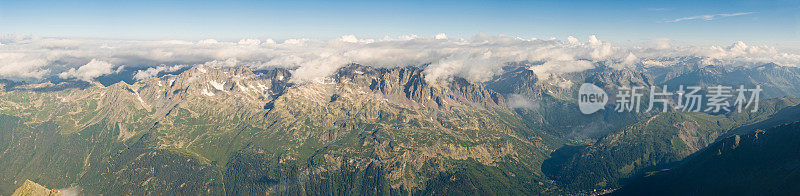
[{"left": 1, "top": 0, "right": 798, "bottom": 45}]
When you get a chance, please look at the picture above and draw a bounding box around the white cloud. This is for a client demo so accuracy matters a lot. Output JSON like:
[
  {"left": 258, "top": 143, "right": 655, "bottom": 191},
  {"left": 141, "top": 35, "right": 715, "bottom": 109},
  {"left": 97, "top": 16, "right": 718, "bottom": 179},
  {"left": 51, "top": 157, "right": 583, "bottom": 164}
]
[
  {"left": 690, "top": 41, "right": 800, "bottom": 66},
  {"left": 642, "top": 60, "right": 666, "bottom": 67},
  {"left": 528, "top": 60, "right": 595, "bottom": 79},
  {"left": 264, "top": 38, "right": 277, "bottom": 45},
  {"left": 507, "top": 94, "right": 539, "bottom": 110},
  {"left": 339, "top": 35, "right": 359, "bottom": 43},
  {"left": 613, "top": 52, "right": 639, "bottom": 69},
  {"left": 566, "top": 36, "right": 579, "bottom": 45},
  {"left": 666, "top": 12, "right": 755, "bottom": 23},
  {"left": 424, "top": 51, "right": 501, "bottom": 83},
  {"left": 203, "top": 58, "right": 241, "bottom": 68},
  {"left": 588, "top": 35, "right": 614, "bottom": 60},
  {"left": 337, "top": 35, "right": 375, "bottom": 44},
  {"left": 58, "top": 59, "right": 119, "bottom": 82},
  {"left": 237, "top": 39, "right": 261, "bottom": 46},
  {"left": 57, "top": 186, "right": 82, "bottom": 196},
  {"left": 198, "top": 39, "right": 220, "bottom": 46},
  {"left": 397, "top": 34, "right": 420, "bottom": 40},
  {"left": 434, "top": 33, "right": 448, "bottom": 40},
  {"left": 0, "top": 33, "right": 798, "bottom": 84},
  {"left": 651, "top": 38, "right": 672, "bottom": 49},
  {"left": 588, "top": 35, "right": 602, "bottom": 46},
  {"left": 134, "top": 64, "right": 186, "bottom": 80},
  {"left": 0, "top": 53, "right": 50, "bottom": 79}
]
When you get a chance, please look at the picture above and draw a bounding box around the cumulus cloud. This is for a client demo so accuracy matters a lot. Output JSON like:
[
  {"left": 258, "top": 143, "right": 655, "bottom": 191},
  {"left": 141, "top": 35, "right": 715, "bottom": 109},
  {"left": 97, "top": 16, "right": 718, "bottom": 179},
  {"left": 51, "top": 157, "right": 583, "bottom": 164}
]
[
  {"left": 666, "top": 12, "right": 755, "bottom": 23},
  {"left": 134, "top": 64, "right": 187, "bottom": 80},
  {"left": 197, "top": 39, "right": 220, "bottom": 46},
  {"left": 339, "top": 35, "right": 359, "bottom": 43},
  {"left": 566, "top": 36, "right": 580, "bottom": 45},
  {"left": 0, "top": 33, "right": 798, "bottom": 85},
  {"left": 689, "top": 41, "right": 800, "bottom": 66},
  {"left": 237, "top": 38, "right": 261, "bottom": 46},
  {"left": 424, "top": 51, "right": 502, "bottom": 82},
  {"left": 434, "top": 33, "right": 448, "bottom": 40},
  {"left": 507, "top": 94, "right": 540, "bottom": 110},
  {"left": 588, "top": 36, "right": 614, "bottom": 60},
  {"left": 588, "top": 35, "right": 602, "bottom": 46},
  {"left": 0, "top": 53, "right": 50, "bottom": 79},
  {"left": 528, "top": 60, "right": 595, "bottom": 79},
  {"left": 649, "top": 38, "right": 671, "bottom": 50},
  {"left": 58, "top": 59, "right": 121, "bottom": 82},
  {"left": 705, "top": 41, "right": 774, "bottom": 58},
  {"left": 610, "top": 52, "right": 640, "bottom": 70}
]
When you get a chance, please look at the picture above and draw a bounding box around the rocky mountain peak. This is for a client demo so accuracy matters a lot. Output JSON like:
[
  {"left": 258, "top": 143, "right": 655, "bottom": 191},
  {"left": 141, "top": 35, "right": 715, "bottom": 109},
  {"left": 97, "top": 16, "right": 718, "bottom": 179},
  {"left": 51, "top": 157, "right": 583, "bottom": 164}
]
[{"left": 11, "top": 180, "right": 61, "bottom": 196}]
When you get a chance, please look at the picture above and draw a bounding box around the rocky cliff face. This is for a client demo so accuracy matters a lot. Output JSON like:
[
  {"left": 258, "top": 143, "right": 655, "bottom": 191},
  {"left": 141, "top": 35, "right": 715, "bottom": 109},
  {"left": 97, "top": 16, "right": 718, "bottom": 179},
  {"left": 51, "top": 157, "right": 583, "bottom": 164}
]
[
  {"left": 12, "top": 180, "right": 61, "bottom": 196},
  {"left": 330, "top": 64, "right": 505, "bottom": 108}
]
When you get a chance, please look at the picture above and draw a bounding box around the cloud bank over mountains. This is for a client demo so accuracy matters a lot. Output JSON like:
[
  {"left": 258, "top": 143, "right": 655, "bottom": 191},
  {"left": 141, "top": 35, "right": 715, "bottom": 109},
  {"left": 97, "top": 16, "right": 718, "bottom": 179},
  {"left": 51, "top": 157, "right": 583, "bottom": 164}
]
[{"left": 1, "top": 33, "right": 798, "bottom": 84}]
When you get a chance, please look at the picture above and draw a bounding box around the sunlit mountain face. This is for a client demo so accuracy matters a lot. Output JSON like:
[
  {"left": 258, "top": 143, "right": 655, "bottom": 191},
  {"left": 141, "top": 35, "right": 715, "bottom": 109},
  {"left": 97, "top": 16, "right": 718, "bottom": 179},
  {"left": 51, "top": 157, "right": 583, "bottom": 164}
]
[{"left": 3, "top": 0, "right": 800, "bottom": 195}]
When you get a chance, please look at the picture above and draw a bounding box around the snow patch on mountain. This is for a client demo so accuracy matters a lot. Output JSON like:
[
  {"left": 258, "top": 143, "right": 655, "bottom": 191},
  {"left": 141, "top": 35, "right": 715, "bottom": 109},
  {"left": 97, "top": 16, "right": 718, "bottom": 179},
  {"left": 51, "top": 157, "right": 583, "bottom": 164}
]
[
  {"left": 209, "top": 81, "right": 226, "bottom": 91},
  {"left": 202, "top": 88, "right": 215, "bottom": 96}
]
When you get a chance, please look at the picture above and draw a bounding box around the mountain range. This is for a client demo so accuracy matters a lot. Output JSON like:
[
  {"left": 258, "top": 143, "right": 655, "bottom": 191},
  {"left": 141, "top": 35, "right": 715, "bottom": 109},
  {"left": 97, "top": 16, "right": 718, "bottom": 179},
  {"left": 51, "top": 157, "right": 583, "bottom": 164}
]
[{"left": 2, "top": 61, "right": 800, "bottom": 195}]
